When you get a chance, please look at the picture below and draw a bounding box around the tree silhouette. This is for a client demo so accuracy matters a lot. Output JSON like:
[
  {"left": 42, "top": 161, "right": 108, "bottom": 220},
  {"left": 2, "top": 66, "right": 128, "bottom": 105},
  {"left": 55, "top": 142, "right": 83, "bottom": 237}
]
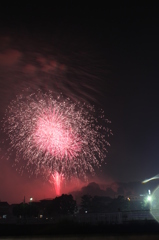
[
  {"left": 80, "top": 195, "right": 92, "bottom": 213},
  {"left": 46, "top": 194, "right": 76, "bottom": 216},
  {"left": 13, "top": 203, "right": 39, "bottom": 217}
]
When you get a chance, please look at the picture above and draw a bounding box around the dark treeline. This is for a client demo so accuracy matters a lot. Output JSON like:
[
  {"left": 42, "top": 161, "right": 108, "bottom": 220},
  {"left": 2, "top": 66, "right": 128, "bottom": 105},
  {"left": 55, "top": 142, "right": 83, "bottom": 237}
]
[
  {"left": 0, "top": 194, "right": 157, "bottom": 237},
  {"left": 12, "top": 194, "right": 76, "bottom": 218},
  {"left": 80, "top": 195, "right": 150, "bottom": 213},
  {"left": 10, "top": 193, "right": 150, "bottom": 218}
]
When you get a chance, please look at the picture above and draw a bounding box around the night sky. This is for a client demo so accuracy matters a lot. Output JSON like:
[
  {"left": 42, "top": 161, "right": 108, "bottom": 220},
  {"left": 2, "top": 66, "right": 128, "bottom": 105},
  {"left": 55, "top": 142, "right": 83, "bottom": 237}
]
[{"left": 0, "top": 2, "right": 159, "bottom": 203}]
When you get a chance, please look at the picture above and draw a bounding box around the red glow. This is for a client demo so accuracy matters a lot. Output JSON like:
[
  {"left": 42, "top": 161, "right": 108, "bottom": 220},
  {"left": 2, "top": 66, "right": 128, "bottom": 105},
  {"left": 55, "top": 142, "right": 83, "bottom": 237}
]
[{"left": 50, "top": 171, "right": 64, "bottom": 196}]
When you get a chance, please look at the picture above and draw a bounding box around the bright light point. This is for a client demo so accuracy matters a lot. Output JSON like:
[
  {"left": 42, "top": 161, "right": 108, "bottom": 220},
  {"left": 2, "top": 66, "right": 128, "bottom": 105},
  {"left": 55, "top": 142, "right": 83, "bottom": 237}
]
[
  {"left": 147, "top": 196, "right": 151, "bottom": 201},
  {"left": 150, "top": 186, "right": 159, "bottom": 223},
  {"left": 30, "top": 197, "right": 33, "bottom": 201}
]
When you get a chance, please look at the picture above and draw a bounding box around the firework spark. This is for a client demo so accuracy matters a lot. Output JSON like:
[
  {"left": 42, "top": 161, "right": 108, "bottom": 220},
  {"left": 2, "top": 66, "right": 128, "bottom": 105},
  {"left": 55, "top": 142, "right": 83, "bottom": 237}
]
[
  {"left": 34, "top": 108, "right": 81, "bottom": 160},
  {"left": 3, "top": 90, "right": 112, "bottom": 195}
]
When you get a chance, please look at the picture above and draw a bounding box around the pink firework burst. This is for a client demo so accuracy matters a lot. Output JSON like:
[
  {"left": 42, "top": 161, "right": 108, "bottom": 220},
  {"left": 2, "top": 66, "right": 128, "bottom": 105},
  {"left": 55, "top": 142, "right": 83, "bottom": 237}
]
[
  {"left": 3, "top": 90, "right": 112, "bottom": 196},
  {"left": 34, "top": 108, "right": 81, "bottom": 160}
]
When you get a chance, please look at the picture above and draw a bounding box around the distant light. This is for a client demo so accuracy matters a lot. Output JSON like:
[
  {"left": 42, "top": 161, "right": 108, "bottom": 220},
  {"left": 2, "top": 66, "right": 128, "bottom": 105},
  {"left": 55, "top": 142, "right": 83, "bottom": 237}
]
[
  {"left": 40, "top": 215, "right": 43, "bottom": 218},
  {"left": 85, "top": 210, "right": 87, "bottom": 213},
  {"left": 147, "top": 196, "right": 152, "bottom": 201},
  {"left": 30, "top": 197, "right": 33, "bottom": 201},
  {"left": 148, "top": 190, "right": 151, "bottom": 195},
  {"left": 127, "top": 197, "right": 130, "bottom": 201}
]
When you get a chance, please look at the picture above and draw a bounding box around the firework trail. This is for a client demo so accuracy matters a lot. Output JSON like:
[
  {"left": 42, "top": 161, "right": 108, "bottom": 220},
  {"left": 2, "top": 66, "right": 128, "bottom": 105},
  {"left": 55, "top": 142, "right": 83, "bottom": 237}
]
[
  {"left": 3, "top": 90, "right": 112, "bottom": 195},
  {"left": 49, "top": 172, "right": 64, "bottom": 196}
]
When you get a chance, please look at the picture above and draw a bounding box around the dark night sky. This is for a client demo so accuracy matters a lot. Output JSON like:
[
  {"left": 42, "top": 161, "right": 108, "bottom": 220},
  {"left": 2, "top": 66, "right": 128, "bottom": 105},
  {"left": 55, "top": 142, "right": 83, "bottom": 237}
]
[{"left": 0, "top": 2, "right": 159, "bottom": 203}]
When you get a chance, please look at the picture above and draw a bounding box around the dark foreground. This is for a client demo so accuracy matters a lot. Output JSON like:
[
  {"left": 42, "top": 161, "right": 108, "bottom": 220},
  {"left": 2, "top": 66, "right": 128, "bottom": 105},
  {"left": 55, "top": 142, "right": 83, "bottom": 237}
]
[
  {"left": 1, "top": 236, "right": 159, "bottom": 240},
  {"left": 0, "top": 221, "right": 159, "bottom": 239}
]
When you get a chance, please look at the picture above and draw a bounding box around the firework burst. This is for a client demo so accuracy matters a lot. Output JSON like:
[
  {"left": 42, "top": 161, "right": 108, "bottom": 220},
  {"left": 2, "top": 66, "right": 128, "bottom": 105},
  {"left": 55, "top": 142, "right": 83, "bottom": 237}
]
[{"left": 3, "top": 90, "right": 112, "bottom": 195}]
